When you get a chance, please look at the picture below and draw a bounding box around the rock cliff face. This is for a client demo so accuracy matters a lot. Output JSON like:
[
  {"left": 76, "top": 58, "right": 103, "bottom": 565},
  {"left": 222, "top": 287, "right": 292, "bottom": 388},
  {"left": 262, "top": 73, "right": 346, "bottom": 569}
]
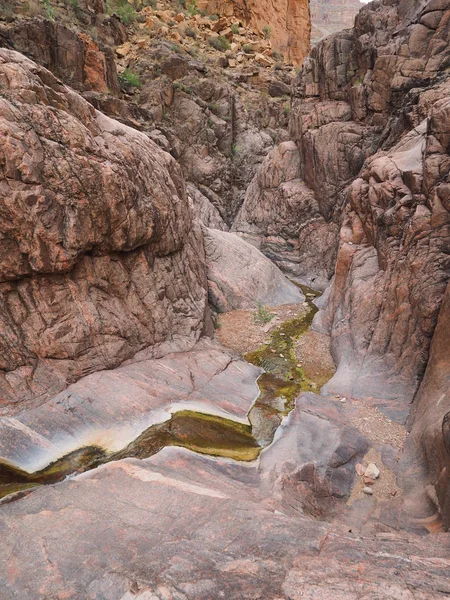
[
  {"left": 0, "top": 48, "right": 209, "bottom": 409},
  {"left": 197, "top": 0, "right": 311, "bottom": 64},
  {"left": 288, "top": 0, "right": 450, "bottom": 517}
]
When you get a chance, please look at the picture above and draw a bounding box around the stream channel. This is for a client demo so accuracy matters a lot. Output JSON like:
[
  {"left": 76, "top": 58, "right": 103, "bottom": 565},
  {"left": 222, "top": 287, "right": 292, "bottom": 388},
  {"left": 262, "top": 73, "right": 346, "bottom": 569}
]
[{"left": 0, "top": 285, "right": 323, "bottom": 501}]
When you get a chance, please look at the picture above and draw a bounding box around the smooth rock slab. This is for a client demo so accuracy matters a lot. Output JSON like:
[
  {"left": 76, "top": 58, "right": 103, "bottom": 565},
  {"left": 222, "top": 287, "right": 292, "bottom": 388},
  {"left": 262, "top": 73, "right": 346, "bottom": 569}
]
[
  {"left": 0, "top": 396, "right": 449, "bottom": 599},
  {"left": 203, "top": 226, "right": 304, "bottom": 312},
  {"left": 0, "top": 339, "right": 261, "bottom": 472}
]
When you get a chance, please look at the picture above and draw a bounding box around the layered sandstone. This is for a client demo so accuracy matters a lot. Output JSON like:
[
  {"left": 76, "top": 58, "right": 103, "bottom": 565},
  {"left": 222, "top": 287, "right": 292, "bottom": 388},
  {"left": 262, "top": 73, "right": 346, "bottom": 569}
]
[{"left": 197, "top": 0, "right": 311, "bottom": 64}]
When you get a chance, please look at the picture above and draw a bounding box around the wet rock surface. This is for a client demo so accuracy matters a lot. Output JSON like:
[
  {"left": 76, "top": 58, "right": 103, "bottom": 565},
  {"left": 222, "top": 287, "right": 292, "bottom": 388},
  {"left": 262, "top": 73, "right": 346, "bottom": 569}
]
[{"left": 1, "top": 395, "right": 450, "bottom": 599}]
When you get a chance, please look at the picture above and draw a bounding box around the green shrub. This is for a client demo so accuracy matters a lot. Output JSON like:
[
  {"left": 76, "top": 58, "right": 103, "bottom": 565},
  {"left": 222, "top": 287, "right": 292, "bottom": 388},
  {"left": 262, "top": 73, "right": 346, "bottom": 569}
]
[
  {"left": 262, "top": 25, "right": 272, "bottom": 39},
  {"left": 186, "top": 0, "right": 198, "bottom": 15},
  {"left": 209, "top": 35, "right": 230, "bottom": 52},
  {"left": 185, "top": 26, "right": 197, "bottom": 38},
  {"left": 106, "top": 0, "right": 136, "bottom": 24},
  {"left": 243, "top": 44, "right": 253, "bottom": 54},
  {"left": 231, "top": 23, "right": 240, "bottom": 35},
  {"left": 119, "top": 68, "right": 141, "bottom": 88},
  {"left": 209, "top": 13, "right": 219, "bottom": 21},
  {"left": 41, "top": 0, "right": 55, "bottom": 19},
  {"left": 253, "top": 302, "right": 275, "bottom": 325}
]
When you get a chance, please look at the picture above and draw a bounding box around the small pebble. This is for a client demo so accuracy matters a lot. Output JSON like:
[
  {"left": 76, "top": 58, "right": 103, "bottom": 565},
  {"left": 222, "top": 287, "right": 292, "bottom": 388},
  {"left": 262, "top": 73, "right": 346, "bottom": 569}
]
[
  {"left": 363, "top": 487, "right": 374, "bottom": 496},
  {"left": 365, "top": 463, "right": 380, "bottom": 480},
  {"left": 355, "top": 463, "right": 365, "bottom": 476},
  {"left": 340, "top": 398, "right": 347, "bottom": 404}
]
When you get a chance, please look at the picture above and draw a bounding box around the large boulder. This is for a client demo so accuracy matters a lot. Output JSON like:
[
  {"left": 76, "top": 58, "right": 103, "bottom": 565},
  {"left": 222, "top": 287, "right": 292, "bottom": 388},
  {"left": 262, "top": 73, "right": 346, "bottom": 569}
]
[
  {"left": 203, "top": 227, "right": 304, "bottom": 312},
  {"left": 0, "top": 49, "right": 209, "bottom": 410}
]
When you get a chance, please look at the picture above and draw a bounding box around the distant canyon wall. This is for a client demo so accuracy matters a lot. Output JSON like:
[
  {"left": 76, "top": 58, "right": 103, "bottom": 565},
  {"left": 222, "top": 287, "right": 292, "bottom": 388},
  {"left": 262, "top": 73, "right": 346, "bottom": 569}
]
[{"left": 310, "top": 0, "right": 363, "bottom": 43}]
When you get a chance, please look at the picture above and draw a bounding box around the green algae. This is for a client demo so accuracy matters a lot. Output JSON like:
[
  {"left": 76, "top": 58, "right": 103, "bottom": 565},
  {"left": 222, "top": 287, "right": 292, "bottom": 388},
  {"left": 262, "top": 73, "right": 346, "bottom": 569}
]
[
  {"left": 245, "top": 286, "right": 320, "bottom": 417},
  {"left": 0, "top": 411, "right": 261, "bottom": 500}
]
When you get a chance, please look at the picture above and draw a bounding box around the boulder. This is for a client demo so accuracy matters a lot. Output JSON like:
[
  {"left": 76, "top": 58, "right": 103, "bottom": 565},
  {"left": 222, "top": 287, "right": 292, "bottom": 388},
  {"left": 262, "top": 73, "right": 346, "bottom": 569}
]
[{"left": 203, "top": 227, "right": 304, "bottom": 312}]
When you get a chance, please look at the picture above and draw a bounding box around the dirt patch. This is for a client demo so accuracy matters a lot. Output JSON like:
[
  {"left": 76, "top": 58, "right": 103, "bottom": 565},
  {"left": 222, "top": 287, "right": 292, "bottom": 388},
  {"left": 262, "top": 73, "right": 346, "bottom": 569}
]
[
  {"left": 216, "top": 303, "right": 309, "bottom": 356},
  {"left": 349, "top": 403, "right": 408, "bottom": 451},
  {"left": 348, "top": 448, "right": 402, "bottom": 503},
  {"left": 294, "top": 330, "right": 336, "bottom": 390}
]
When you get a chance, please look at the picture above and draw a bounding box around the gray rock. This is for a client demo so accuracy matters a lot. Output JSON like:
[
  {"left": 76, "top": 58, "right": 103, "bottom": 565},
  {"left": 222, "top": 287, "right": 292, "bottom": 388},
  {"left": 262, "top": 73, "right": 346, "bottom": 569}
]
[{"left": 203, "top": 227, "right": 304, "bottom": 312}]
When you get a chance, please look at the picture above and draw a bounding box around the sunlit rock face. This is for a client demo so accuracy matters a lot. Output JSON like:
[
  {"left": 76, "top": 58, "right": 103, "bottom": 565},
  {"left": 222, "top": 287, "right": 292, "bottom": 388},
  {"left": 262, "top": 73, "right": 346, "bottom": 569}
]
[{"left": 197, "top": 0, "right": 311, "bottom": 64}]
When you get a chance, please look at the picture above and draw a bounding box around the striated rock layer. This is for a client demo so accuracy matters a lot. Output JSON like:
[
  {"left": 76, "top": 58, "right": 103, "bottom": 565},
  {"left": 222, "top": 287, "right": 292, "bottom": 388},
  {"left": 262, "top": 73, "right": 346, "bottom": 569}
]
[
  {"left": 310, "top": 0, "right": 363, "bottom": 44},
  {"left": 0, "top": 48, "right": 210, "bottom": 410}
]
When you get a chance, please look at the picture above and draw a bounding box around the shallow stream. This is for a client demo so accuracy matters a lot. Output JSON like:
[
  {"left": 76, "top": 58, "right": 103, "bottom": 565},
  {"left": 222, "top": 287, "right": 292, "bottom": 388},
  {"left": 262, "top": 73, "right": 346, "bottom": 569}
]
[{"left": 0, "top": 285, "right": 324, "bottom": 501}]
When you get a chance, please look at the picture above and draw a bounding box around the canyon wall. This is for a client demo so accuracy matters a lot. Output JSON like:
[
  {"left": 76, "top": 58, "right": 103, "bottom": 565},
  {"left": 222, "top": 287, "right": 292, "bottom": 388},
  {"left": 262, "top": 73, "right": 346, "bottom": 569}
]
[
  {"left": 197, "top": 0, "right": 311, "bottom": 64},
  {"left": 288, "top": 0, "right": 450, "bottom": 517},
  {"left": 0, "top": 48, "right": 209, "bottom": 409},
  {"left": 310, "top": 0, "right": 363, "bottom": 43}
]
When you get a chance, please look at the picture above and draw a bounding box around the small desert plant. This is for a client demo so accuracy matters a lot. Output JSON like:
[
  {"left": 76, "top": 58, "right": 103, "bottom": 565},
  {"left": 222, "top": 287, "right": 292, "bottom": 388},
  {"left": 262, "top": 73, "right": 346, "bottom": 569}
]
[
  {"left": 41, "top": 0, "right": 55, "bottom": 19},
  {"left": 186, "top": 0, "right": 198, "bottom": 15},
  {"left": 231, "top": 23, "right": 240, "bottom": 35},
  {"left": 106, "top": 0, "right": 136, "bottom": 24},
  {"left": 169, "top": 41, "right": 182, "bottom": 53},
  {"left": 185, "top": 26, "right": 197, "bottom": 38},
  {"left": 283, "top": 102, "right": 290, "bottom": 115},
  {"left": 243, "top": 44, "right": 253, "bottom": 54},
  {"left": 262, "top": 25, "right": 272, "bottom": 39},
  {"left": 271, "top": 50, "right": 283, "bottom": 62},
  {"left": 65, "top": 0, "right": 81, "bottom": 17},
  {"left": 209, "top": 35, "right": 230, "bottom": 52},
  {"left": 209, "top": 13, "right": 219, "bottom": 21},
  {"left": 119, "top": 68, "right": 141, "bottom": 88},
  {"left": 253, "top": 302, "right": 275, "bottom": 325}
]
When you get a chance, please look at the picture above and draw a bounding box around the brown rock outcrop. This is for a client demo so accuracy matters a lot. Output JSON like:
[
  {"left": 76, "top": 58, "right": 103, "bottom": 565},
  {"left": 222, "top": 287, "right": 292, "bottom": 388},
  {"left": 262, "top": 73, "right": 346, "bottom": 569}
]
[
  {"left": 0, "top": 18, "right": 120, "bottom": 93},
  {"left": 292, "top": 0, "right": 450, "bottom": 405},
  {"left": 197, "top": 0, "right": 311, "bottom": 64},
  {"left": 232, "top": 141, "right": 338, "bottom": 288},
  {"left": 407, "top": 283, "right": 450, "bottom": 528},
  {"left": 289, "top": 0, "right": 450, "bottom": 520},
  {"left": 0, "top": 48, "right": 209, "bottom": 409}
]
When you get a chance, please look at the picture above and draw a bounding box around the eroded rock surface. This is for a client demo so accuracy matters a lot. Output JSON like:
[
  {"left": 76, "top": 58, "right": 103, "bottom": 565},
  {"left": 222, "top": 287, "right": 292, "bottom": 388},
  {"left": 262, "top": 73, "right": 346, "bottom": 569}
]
[
  {"left": 0, "top": 49, "right": 209, "bottom": 409},
  {"left": 290, "top": 0, "right": 450, "bottom": 406},
  {"left": 1, "top": 393, "right": 449, "bottom": 599},
  {"left": 197, "top": 0, "right": 311, "bottom": 64},
  {"left": 233, "top": 140, "right": 339, "bottom": 288},
  {"left": 310, "top": 0, "right": 363, "bottom": 44}
]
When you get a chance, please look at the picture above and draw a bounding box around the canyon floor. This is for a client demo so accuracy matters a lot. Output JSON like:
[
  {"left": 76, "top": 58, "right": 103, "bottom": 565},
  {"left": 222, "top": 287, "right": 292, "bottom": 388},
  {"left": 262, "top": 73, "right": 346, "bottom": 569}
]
[{"left": 1, "top": 298, "right": 449, "bottom": 599}]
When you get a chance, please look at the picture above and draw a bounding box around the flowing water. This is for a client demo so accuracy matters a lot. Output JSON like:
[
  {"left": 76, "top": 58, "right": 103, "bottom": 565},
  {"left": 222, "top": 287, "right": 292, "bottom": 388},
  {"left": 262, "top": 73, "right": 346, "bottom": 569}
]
[{"left": 0, "top": 285, "right": 325, "bottom": 501}]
